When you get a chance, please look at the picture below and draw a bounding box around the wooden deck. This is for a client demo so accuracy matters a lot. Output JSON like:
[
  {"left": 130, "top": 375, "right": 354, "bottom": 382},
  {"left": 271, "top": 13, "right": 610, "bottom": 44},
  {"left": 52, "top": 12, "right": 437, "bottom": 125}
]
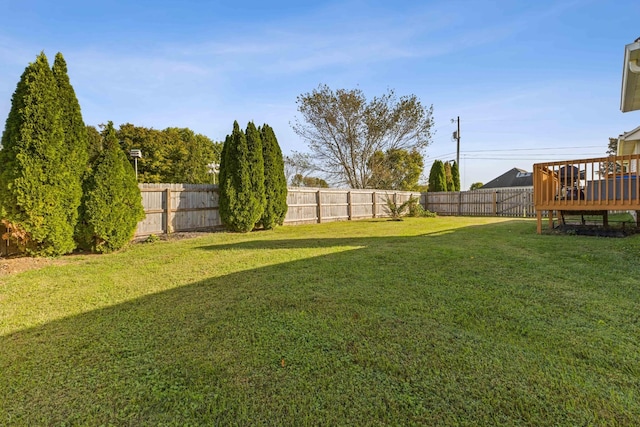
[{"left": 533, "top": 155, "right": 640, "bottom": 233}]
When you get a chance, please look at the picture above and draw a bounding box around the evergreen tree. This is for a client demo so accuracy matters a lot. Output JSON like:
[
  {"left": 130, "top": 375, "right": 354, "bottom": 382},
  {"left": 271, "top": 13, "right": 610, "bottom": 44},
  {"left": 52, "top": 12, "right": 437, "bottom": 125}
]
[
  {"left": 217, "top": 133, "right": 231, "bottom": 219},
  {"left": 444, "top": 161, "right": 453, "bottom": 192},
  {"left": 86, "top": 125, "right": 104, "bottom": 164},
  {"left": 52, "top": 52, "right": 88, "bottom": 242},
  {"left": 246, "top": 121, "right": 265, "bottom": 223},
  {"left": 78, "top": 122, "right": 144, "bottom": 253},
  {"left": 218, "top": 121, "right": 263, "bottom": 232},
  {"left": 0, "top": 52, "right": 76, "bottom": 255},
  {"left": 260, "top": 124, "right": 288, "bottom": 228},
  {"left": 451, "top": 161, "right": 461, "bottom": 191},
  {"left": 428, "top": 160, "right": 447, "bottom": 192}
]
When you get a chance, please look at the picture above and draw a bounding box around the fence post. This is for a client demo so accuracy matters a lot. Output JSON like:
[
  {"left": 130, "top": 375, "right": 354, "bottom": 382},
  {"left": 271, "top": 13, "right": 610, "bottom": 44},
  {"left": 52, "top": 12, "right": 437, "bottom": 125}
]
[
  {"left": 165, "top": 188, "right": 173, "bottom": 233},
  {"left": 492, "top": 191, "right": 498, "bottom": 216},
  {"left": 372, "top": 191, "right": 377, "bottom": 218},
  {"left": 316, "top": 190, "right": 322, "bottom": 223},
  {"left": 347, "top": 191, "right": 352, "bottom": 220}
]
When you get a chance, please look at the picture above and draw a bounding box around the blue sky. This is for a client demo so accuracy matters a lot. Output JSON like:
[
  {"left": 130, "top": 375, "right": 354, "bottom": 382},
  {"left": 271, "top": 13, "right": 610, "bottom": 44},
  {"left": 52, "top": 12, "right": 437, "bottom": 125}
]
[{"left": 1, "top": 0, "right": 639, "bottom": 188}]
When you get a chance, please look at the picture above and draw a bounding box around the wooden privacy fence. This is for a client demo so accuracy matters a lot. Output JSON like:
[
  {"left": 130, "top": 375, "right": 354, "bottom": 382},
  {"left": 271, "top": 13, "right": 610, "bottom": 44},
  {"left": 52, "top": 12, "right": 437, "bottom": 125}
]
[
  {"left": 135, "top": 184, "right": 421, "bottom": 236},
  {"left": 285, "top": 188, "right": 420, "bottom": 225},
  {"left": 0, "top": 185, "right": 539, "bottom": 256},
  {"left": 424, "top": 188, "right": 535, "bottom": 217},
  {"left": 137, "top": 183, "right": 222, "bottom": 236}
]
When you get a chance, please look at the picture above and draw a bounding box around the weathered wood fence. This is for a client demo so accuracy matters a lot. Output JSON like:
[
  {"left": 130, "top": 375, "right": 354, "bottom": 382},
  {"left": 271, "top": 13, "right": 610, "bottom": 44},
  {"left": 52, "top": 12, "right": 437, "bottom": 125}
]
[
  {"left": 136, "top": 184, "right": 421, "bottom": 236},
  {"left": 1, "top": 185, "right": 538, "bottom": 255},
  {"left": 137, "top": 183, "right": 221, "bottom": 236},
  {"left": 424, "top": 188, "right": 535, "bottom": 217},
  {"left": 285, "top": 188, "right": 420, "bottom": 225}
]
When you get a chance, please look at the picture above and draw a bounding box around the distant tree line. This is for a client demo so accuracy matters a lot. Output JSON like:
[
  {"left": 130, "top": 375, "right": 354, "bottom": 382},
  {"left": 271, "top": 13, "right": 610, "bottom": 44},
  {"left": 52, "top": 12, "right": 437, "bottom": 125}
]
[{"left": 112, "top": 124, "right": 222, "bottom": 184}]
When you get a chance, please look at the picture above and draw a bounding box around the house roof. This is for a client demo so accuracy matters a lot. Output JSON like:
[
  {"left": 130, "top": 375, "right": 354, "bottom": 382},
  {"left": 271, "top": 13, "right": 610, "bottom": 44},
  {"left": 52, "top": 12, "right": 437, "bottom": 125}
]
[
  {"left": 620, "top": 124, "right": 640, "bottom": 141},
  {"left": 621, "top": 38, "right": 640, "bottom": 113},
  {"left": 481, "top": 168, "right": 533, "bottom": 189},
  {"left": 617, "top": 125, "right": 640, "bottom": 155}
]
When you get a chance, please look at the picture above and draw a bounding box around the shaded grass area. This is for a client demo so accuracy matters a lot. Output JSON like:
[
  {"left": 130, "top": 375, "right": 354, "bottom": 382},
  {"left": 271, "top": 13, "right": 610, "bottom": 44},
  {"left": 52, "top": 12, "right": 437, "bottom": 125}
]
[{"left": 1, "top": 217, "right": 640, "bottom": 425}]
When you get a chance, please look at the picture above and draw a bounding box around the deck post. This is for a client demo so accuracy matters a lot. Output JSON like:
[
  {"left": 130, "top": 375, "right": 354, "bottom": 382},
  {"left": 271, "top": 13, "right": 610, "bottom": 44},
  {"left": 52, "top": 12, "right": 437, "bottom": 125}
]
[
  {"left": 536, "top": 210, "right": 542, "bottom": 234},
  {"left": 548, "top": 210, "right": 554, "bottom": 230}
]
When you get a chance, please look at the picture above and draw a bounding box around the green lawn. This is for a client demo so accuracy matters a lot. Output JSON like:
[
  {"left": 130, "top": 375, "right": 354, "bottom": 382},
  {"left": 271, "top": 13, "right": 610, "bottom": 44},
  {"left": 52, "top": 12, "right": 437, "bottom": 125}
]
[{"left": 1, "top": 217, "right": 639, "bottom": 425}]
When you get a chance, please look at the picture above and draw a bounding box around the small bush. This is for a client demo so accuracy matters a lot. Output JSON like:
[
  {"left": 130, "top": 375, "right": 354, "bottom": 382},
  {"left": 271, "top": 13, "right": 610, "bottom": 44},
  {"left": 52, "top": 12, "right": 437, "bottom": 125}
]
[
  {"left": 407, "top": 199, "right": 437, "bottom": 218},
  {"left": 144, "top": 234, "right": 160, "bottom": 244},
  {"left": 383, "top": 195, "right": 417, "bottom": 220}
]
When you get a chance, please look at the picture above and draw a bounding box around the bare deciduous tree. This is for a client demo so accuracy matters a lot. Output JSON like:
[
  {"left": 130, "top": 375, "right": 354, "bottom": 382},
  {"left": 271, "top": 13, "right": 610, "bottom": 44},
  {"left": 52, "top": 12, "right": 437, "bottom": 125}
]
[
  {"left": 291, "top": 85, "right": 434, "bottom": 188},
  {"left": 283, "top": 151, "right": 314, "bottom": 185}
]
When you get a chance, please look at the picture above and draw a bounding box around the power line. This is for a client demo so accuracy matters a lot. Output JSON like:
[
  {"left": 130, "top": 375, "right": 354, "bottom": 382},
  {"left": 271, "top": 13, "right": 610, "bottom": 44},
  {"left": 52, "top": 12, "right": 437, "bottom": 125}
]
[{"left": 460, "top": 145, "right": 603, "bottom": 153}]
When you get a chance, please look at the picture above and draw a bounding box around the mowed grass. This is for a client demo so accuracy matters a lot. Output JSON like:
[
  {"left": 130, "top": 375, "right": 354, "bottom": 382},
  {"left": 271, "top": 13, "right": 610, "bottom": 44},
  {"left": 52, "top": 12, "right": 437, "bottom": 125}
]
[{"left": 1, "top": 217, "right": 639, "bottom": 426}]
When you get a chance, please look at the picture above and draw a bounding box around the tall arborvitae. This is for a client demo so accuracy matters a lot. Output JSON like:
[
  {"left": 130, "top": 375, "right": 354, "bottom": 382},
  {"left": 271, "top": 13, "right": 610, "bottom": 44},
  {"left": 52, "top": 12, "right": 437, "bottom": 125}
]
[
  {"left": 78, "top": 121, "right": 144, "bottom": 253},
  {"left": 245, "top": 121, "right": 265, "bottom": 223},
  {"left": 444, "top": 161, "right": 453, "bottom": 192},
  {"left": 52, "top": 52, "right": 88, "bottom": 242},
  {"left": 217, "top": 133, "right": 231, "bottom": 221},
  {"left": 260, "top": 124, "right": 288, "bottom": 228},
  {"left": 218, "top": 121, "right": 263, "bottom": 232},
  {"left": 428, "top": 160, "right": 447, "bottom": 192},
  {"left": 0, "top": 52, "right": 76, "bottom": 255},
  {"left": 451, "top": 161, "right": 461, "bottom": 192},
  {"left": 86, "top": 125, "right": 104, "bottom": 165}
]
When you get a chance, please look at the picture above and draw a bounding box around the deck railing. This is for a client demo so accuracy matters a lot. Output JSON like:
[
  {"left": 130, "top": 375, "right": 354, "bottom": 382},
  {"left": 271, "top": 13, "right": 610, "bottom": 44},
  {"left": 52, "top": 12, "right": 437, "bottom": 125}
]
[{"left": 533, "top": 154, "right": 640, "bottom": 232}]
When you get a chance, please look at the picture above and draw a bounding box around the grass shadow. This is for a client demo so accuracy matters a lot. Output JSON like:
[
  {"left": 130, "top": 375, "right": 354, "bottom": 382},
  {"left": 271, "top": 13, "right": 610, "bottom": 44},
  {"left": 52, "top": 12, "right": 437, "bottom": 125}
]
[{"left": 1, "top": 219, "right": 639, "bottom": 424}]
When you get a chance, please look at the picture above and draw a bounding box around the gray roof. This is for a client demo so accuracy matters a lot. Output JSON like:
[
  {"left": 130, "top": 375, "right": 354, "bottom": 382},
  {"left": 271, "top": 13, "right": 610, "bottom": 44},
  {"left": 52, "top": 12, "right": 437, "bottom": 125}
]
[{"left": 481, "top": 168, "right": 533, "bottom": 189}]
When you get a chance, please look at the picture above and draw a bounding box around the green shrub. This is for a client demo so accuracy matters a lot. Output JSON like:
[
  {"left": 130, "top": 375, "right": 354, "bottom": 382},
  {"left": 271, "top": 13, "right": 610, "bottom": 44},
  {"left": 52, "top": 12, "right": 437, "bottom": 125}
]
[
  {"left": 218, "top": 121, "right": 264, "bottom": 232},
  {"left": 0, "top": 52, "right": 76, "bottom": 255},
  {"left": 143, "top": 234, "right": 160, "bottom": 244},
  {"left": 260, "top": 124, "right": 288, "bottom": 229},
  {"left": 383, "top": 195, "right": 418, "bottom": 220},
  {"left": 408, "top": 200, "right": 437, "bottom": 218},
  {"left": 53, "top": 53, "right": 89, "bottom": 247},
  {"left": 78, "top": 122, "right": 145, "bottom": 253},
  {"left": 428, "top": 160, "right": 447, "bottom": 192}
]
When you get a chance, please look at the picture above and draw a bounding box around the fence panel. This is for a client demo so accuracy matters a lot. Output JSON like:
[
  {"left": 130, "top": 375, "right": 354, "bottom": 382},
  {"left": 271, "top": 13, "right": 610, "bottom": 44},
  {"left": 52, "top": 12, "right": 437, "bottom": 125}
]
[
  {"left": 424, "top": 188, "right": 535, "bottom": 217},
  {"left": 320, "top": 190, "right": 349, "bottom": 222},
  {"left": 285, "top": 189, "right": 320, "bottom": 224},
  {"left": 137, "top": 184, "right": 222, "bottom": 236},
  {"left": 350, "top": 191, "right": 374, "bottom": 219}
]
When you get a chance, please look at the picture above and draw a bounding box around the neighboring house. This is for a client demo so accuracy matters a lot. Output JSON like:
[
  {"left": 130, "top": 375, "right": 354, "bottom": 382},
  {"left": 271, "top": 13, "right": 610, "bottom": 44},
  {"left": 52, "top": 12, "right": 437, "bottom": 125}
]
[
  {"left": 620, "top": 37, "right": 640, "bottom": 113},
  {"left": 616, "top": 125, "right": 640, "bottom": 172},
  {"left": 616, "top": 38, "right": 640, "bottom": 171},
  {"left": 480, "top": 168, "right": 533, "bottom": 190}
]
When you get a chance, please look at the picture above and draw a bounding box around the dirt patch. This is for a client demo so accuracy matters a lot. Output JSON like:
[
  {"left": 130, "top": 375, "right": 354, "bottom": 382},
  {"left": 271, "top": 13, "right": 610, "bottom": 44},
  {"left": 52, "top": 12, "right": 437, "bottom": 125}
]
[
  {"left": 134, "top": 231, "right": 216, "bottom": 243},
  {"left": 0, "top": 256, "right": 68, "bottom": 277},
  {"left": 554, "top": 225, "right": 639, "bottom": 237},
  {"left": 1, "top": 232, "right": 216, "bottom": 277}
]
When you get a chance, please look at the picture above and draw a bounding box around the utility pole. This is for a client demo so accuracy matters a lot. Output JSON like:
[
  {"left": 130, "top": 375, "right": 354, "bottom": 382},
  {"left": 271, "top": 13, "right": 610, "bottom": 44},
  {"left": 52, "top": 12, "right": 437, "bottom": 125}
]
[{"left": 451, "top": 116, "right": 461, "bottom": 167}]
